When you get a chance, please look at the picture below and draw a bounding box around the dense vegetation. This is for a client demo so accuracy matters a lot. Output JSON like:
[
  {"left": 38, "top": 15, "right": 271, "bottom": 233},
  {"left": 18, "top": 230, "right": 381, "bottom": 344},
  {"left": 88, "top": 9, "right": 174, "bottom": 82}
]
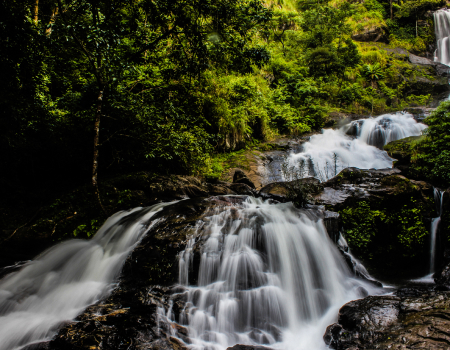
[
  {"left": 412, "top": 101, "right": 450, "bottom": 187},
  {"left": 0, "top": 0, "right": 447, "bottom": 221}
]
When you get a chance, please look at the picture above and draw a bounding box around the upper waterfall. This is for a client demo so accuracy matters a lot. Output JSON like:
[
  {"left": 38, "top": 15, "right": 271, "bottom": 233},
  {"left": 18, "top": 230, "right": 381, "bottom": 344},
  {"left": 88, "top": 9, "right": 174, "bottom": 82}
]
[
  {"left": 288, "top": 112, "right": 426, "bottom": 181},
  {"left": 434, "top": 9, "right": 450, "bottom": 65}
]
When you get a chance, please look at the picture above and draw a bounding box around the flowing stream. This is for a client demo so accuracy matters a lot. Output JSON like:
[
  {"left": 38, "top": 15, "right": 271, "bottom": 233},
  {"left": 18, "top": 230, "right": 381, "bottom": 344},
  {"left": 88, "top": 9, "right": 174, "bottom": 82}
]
[
  {"left": 162, "top": 198, "right": 379, "bottom": 350},
  {"left": 288, "top": 113, "right": 426, "bottom": 181},
  {"left": 434, "top": 9, "right": 450, "bottom": 65},
  {"left": 0, "top": 112, "right": 428, "bottom": 350},
  {"left": 0, "top": 202, "right": 173, "bottom": 350}
]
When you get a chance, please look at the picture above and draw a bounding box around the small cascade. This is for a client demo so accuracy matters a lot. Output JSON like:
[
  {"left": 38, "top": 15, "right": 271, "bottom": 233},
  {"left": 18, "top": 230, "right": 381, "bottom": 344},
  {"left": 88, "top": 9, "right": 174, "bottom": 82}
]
[
  {"left": 169, "top": 198, "right": 379, "bottom": 350},
  {"left": 351, "top": 113, "right": 427, "bottom": 149},
  {"left": 430, "top": 188, "right": 445, "bottom": 273},
  {"left": 288, "top": 113, "right": 426, "bottom": 181},
  {"left": 0, "top": 202, "right": 173, "bottom": 350},
  {"left": 434, "top": 9, "right": 450, "bottom": 65}
]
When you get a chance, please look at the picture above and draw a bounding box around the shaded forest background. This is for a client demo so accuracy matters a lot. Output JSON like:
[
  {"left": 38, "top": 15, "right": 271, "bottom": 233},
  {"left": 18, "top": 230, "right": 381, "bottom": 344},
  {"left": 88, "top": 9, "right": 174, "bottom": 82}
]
[{"left": 1, "top": 0, "right": 447, "bottom": 227}]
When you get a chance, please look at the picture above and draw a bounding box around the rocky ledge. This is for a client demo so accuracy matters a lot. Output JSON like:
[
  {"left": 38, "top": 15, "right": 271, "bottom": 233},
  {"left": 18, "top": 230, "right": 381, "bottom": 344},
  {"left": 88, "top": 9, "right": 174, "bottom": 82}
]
[{"left": 324, "top": 286, "right": 450, "bottom": 350}]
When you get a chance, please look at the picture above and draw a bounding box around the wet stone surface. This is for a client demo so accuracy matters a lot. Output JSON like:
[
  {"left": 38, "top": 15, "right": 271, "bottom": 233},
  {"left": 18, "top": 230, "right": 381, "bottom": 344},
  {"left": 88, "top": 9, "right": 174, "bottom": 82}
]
[{"left": 324, "top": 287, "right": 450, "bottom": 350}]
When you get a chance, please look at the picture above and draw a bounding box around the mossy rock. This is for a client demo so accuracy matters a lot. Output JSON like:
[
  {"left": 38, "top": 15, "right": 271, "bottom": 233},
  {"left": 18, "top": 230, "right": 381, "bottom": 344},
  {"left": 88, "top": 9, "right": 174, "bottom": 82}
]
[{"left": 384, "top": 136, "right": 424, "bottom": 169}]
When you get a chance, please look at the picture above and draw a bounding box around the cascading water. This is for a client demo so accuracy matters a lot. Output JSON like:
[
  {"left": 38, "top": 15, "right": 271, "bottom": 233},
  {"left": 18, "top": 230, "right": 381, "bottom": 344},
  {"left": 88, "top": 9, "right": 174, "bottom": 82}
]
[
  {"left": 288, "top": 112, "right": 426, "bottom": 181},
  {"left": 0, "top": 202, "right": 173, "bottom": 350},
  {"left": 434, "top": 9, "right": 450, "bottom": 65},
  {"left": 430, "top": 188, "right": 445, "bottom": 273},
  {"left": 167, "top": 197, "right": 380, "bottom": 350}
]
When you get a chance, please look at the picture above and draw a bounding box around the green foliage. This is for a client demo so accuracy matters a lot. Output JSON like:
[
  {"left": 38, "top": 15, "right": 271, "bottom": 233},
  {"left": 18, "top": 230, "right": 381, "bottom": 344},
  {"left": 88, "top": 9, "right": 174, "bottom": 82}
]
[
  {"left": 341, "top": 202, "right": 386, "bottom": 256},
  {"left": 363, "top": 0, "right": 387, "bottom": 17},
  {"left": 412, "top": 101, "right": 450, "bottom": 186},
  {"left": 341, "top": 198, "right": 428, "bottom": 260},
  {"left": 361, "top": 63, "right": 385, "bottom": 82}
]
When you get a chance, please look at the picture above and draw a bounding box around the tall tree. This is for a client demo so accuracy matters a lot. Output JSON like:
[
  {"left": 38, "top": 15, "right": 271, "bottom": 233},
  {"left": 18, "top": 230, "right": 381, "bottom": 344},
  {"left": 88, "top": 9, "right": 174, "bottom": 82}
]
[{"left": 50, "top": 0, "right": 271, "bottom": 210}]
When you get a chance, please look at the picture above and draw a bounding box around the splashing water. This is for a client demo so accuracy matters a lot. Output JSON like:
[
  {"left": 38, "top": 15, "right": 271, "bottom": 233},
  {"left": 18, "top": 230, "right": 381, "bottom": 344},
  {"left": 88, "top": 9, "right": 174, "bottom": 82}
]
[
  {"left": 351, "top": 113, "right": 427, "bottom": 149},
  {"left": 289, "top": 113, "right": 426, "bottom": 181},
  {"left": 169, "top": 197, "right": 379, "bottom": 350},
  {"left": 0, "top": 202, "right": 174, "bottom": 350},
  {"left": 434, "top": 10, "right": 450, "bottom": 65}
]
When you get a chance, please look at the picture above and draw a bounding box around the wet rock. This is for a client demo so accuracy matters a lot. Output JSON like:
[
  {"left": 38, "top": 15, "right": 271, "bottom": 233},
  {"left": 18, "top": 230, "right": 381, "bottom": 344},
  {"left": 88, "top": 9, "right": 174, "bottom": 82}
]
[
  {"left": 323, "top": 211, "right": 341, "bottom": 242},
  {"left": 324, "top": 290, "right": 450, "bottom": 350},
  {"left": 205, "top": 182, "right": 237, "bottom": 196},
  {"left": 258, "top": 178, "right": 322, "bottom": 204},
  {"left": 227, "top": 183, "right": 257, "bottom": 196},
  {"left": 315, "top": 168, "right": 403, "bottom": 210},
  {"left": 233, "top": 169, "right": 256, "bottom": 189},
  {"left": 227, "top": 346, "right": 274, "bottom": 350},
  {"left": 258, "top": 182, "right": 289, "bottom": 202},
  {"left": 434, "top": 251, "right": 450, "bottom": 288}
]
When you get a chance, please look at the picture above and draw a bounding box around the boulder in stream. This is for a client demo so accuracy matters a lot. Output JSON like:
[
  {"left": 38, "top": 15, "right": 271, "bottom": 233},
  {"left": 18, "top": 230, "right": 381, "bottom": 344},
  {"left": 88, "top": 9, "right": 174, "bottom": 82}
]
[{"left": 324, "top": 288, "right": 450, "bottom": 350}]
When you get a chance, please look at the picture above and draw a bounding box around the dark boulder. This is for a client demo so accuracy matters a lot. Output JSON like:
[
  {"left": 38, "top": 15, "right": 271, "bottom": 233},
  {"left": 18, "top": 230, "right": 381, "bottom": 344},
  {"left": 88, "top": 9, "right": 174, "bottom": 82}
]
[
  {"left": 409, "top": 53, "right": 450, "bottom": 77},
  {"left": 233, "top": 169, "right": 256, "bottom": 189},
  {"left": 227, "top": 183, "right": 257, "bottom": 196},
  {"left": 324, "top": 289, "right": 450, "bottom": 350},
  {"left": 227, "top": 346, "right": 274, "bottom": 350},
  {"left": 351, "top": 27, "right": 387, "bottom": 43},
  {"left": 258, "top": 182, "right": 289, "bottom": 202}
]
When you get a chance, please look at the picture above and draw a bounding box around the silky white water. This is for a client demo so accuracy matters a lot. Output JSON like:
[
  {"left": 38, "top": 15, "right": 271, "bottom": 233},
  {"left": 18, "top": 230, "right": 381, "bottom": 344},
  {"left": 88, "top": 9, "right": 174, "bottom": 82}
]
[
  {"left": 434, "top": 10, "right": 450, "bottom": 65},
  {"left": 289, "top": 113, "right": 426, "bottom": 181},
  {"left": 0, "top": 202, "right": 173, "bottom": 350},
  {"left": 168, "top": 197, "right": 379, "bottom": 350},
  {"left": 430, "top": 188, "right": 445, "bottom": 273}
]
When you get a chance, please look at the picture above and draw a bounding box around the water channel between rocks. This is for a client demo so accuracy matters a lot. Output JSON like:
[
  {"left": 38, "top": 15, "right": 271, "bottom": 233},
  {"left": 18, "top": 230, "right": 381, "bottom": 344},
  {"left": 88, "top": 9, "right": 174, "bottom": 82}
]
[{"left": 0, "top": 111, "right": 429, "bottom": 350}]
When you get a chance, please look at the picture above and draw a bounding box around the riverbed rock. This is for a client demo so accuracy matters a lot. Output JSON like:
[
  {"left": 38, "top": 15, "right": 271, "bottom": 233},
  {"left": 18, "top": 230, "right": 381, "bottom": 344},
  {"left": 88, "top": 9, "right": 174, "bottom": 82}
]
[
  {"left": 258, "top": 178, "right": 322, "bottom": 203},
  {"left": 324, "top": 289, "right": 450, "bottom": 350},
  {"left": 233, "top": 169, "right": 256, "bottom": 189},
  {"left": 227, "top": 346, "right": 274, "bottom": 350}
]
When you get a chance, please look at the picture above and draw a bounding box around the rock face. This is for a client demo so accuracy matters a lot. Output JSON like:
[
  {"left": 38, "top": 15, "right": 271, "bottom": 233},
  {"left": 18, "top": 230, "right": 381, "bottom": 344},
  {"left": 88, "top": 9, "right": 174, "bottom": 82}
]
[
  {"left": 324, "top": 288, "right": 450, "bottom": 350},
  {"left": 233, "top": 169, "right": 256, "bottom": 189},
  {"left": 409, "top": 53, "right": 450, "bottom": 77},
  {"left": 314, "top": 167, "right": 436, "bottom": 280},
  {"left": 314, "top": 167, "right": 420, "bottom": 211}
]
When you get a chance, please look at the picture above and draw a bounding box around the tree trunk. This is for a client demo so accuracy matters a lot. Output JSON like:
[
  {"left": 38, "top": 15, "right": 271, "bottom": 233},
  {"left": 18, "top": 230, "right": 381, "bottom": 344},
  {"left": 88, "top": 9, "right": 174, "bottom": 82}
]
[
  {"left": 390, "top": 0, "right": 393, "bottom": 20},
  {"left": 33, "top": 0, "right": 39, "bottom": 24},
  {"left": 46, "top": 7, "right": 59, "bottom": 36},
  {"left": 93, "top": 87, "right": 107, "bottom": 214}
]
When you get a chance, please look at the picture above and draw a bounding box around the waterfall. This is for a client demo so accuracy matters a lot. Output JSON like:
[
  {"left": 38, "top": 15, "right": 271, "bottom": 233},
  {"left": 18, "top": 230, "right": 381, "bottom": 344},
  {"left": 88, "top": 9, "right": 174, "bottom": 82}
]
[
  {"left": 170, "top": 197, "right": 379, "bottom": 350},
  {"left": 430, "top": 188, "right": 444, "bottom": 273},
  {"left": 0, "top": 202, "right": 173, "bottom": 350},
  {"left": 288, "top": 113, "right": 426, "bottom": 181},
  {"left": 434, "top": 9, "right": 450, "bottom": 65}
]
